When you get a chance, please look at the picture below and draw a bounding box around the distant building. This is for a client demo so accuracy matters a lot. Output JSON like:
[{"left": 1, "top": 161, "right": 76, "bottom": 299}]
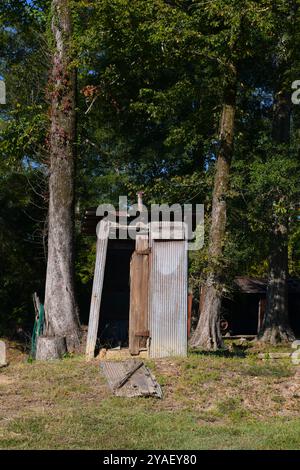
[{"left": 220, "top": 277, "right": 300, "bottom": 337}]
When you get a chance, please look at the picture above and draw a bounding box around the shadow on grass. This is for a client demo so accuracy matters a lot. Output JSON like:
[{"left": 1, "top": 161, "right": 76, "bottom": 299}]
[{"left": 189, "top": 348, "right": 247, "bottom": 358}]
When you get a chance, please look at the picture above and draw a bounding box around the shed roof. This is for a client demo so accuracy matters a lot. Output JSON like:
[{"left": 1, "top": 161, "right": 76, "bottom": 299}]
[
  {"left": 235, "top": 277, "right": 300, "bottom": 294},
  {"left": 82, "top": 207, "right": 200, "bottom": 236}
]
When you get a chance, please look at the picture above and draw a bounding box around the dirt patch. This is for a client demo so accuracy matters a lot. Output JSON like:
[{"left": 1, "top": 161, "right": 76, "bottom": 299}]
[
  {"left": 278, "top": 367, "right": 300, "bottom": 400},
  {"left": 149, "top": 355, "right": 300, "bottom": 420},
  {"left": 0, "top": 375, "right": 14, "bottom": 386}
]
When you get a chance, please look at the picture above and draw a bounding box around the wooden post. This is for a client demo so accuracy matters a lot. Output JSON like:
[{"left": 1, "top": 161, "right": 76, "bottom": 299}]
[
  {"left": 187, "top": 293, "right": 193, "bottom": 338},
  {"left": 32, "top": 292, "right": 40, "bottom": 318},
  {"left": 257, "top": 297, "right": 266, "bottom": 335},
  {"left": 86, "top": 221, "right": 109, "bottom": 359},
  {"left": 0, "top": 340, "right": 7, "bottom": 367}
]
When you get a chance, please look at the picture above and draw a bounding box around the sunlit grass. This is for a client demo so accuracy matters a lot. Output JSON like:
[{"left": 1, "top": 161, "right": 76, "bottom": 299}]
[{"left": 0, "top": 348, "right": 299, "bottom": 449}]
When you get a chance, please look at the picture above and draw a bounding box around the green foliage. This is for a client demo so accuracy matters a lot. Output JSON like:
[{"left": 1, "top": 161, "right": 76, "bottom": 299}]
[
  {"left": 0, "top": 0, "right": 300, "bottom": 333},
  {"left": 0, "top": 1, "right": 48, "bottom": 334}
]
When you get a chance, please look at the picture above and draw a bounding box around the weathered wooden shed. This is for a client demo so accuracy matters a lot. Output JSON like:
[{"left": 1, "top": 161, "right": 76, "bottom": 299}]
[
  {"left": 83, "top": 210, "right": 188, "bottom": 359},
  {"left": 219, "top": 277, "right": 300, "bottom": 337}
]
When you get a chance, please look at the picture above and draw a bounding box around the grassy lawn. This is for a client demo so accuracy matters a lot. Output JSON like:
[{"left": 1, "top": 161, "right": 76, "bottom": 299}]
[{"left": 0, "top": 340, "right": 300, "bottom": 449}]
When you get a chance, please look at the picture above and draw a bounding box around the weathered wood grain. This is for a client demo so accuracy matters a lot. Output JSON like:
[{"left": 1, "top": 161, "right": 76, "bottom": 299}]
[
  {"left": 86, "top": 221, "right": 109, "bottom": 359},
  {"left": 129, "top": 235, "right": 149, "bottom": 355},
  {"left": 100, "top": 360, "right": 163, "bottom": 398}
]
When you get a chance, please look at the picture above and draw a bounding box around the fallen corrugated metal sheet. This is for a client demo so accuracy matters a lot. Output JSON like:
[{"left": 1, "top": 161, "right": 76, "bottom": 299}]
[
  {"left": 149, "top": 239, "right": 188, "bottom": 358},
  {"left": 100, "top": 360, "right": 163, "bottom": 398}
]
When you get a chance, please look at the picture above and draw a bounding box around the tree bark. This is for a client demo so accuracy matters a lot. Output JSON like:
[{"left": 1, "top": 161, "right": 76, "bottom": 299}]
[
  {"left": 44, "top": 0, "right": 81, "bottom": 352},
  {"left": 258, "top": 223, "right": 294, "bottom": 343},
  {"left": 258, "top": 91, "right": 295, "bottom": 343},
  {"left": 36, "top": 336, "right": 67, "bottom": 361},
  {"left": 189, "top": 71, "right": 237, "bottom": 350}
]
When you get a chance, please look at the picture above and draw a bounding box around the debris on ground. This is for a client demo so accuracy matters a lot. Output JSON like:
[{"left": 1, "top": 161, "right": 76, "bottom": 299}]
[
  {"left": 258, "top": 352, "right": 292, "bottom": 359},
  {"left": 98, "top": 347, "right": 148, "bottom": 360},
  {"left": 0, "top": 340, "right": 7, "bottom": 368},
  {"left": 100, "top": 359, "right": 163, "bottom": 398},
  {"left": 291, "top": 341, "right": 300, "bottom": 365}
]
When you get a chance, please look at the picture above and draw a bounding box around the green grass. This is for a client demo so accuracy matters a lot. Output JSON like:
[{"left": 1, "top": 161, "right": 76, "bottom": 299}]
[
  {"left": 0, "top": 349, "right": 300, "bottom": 450},
  {"left": 242, "top": 362, "right": 293, "bottom": 378},
  {"left": 1, "top": 403, "right": 300, "bottom": 450}
]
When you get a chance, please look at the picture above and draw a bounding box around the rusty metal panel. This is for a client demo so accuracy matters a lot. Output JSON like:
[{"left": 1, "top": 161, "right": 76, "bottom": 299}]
[{"left": 149, "top": 239, "right": 188, "bottom": 358}]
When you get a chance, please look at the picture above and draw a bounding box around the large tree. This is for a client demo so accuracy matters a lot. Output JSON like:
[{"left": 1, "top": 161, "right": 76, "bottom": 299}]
[
  {"left": 257, "top": 91, "right": 294, "bottom": 343},
  {"left": 1, "top": 0, "right": 299, "bottom": 348},
  {"left": 190, "top": 0, "right": 280, "bottom": 350},
  {"left": 190, "top": 2, "right": 252, "bottom": 350},
  {"left": 189, "top": 69, "right": 237, "bottom": 350},
  {"left": 43, "top": 0, "right": 81, "bottom": 352}
]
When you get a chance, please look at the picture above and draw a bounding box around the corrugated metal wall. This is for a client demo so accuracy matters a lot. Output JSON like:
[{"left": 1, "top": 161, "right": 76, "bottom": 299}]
[{"left": 149, "top": 240, "right": 188, "bottom": 358}]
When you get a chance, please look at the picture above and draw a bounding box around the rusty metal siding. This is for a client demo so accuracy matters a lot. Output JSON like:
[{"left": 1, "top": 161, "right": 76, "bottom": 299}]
[{"left": 149, "top": 240, "right": 188, "bottom": 358}]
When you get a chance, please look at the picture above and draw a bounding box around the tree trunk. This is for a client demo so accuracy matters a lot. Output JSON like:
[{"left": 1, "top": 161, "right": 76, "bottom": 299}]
[
  {"left": 258, "top": 91, "right": 295, "bottom": 343},
  {"left": 189, "top": 71, "right": 237, "bottom": 350},
  {"left": 258, "top": 223, "right": 294, "bottom": 343},
  {"left": 36, "top": 336, "right": 67, "bottom": 361},
  {"left": 44, "top": 0, "right": 81, "bottom": 353}
]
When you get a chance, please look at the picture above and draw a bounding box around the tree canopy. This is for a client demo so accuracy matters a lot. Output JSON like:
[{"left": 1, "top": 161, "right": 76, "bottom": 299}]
[{"left": 0, "top": 0, "right": 299, "bottom": 342}]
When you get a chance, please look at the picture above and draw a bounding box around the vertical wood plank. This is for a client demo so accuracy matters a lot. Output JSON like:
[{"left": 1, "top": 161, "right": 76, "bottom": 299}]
[
  {"left": 257, "top": 297, "right": 266, "bottom": 335},
  {"left": 187, "top": 293, "right": 193, "bottom": 338},
  {"left": 129, "top": 234, "right": 149, "bottom": 355},
  {"left": 135, "top": 234, "right": 148, "bottom": 252},
  {"left": 86, "top": 221, "right": 109, "bottom": 359}
]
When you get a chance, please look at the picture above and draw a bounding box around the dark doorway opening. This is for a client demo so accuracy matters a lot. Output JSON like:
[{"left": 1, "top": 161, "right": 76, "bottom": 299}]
[
  {"left": 222, "top": 295, "right": 261, "bottom": 336},
  {"left": 97, "top": 239, "right": 135, "bottom": 350}
]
